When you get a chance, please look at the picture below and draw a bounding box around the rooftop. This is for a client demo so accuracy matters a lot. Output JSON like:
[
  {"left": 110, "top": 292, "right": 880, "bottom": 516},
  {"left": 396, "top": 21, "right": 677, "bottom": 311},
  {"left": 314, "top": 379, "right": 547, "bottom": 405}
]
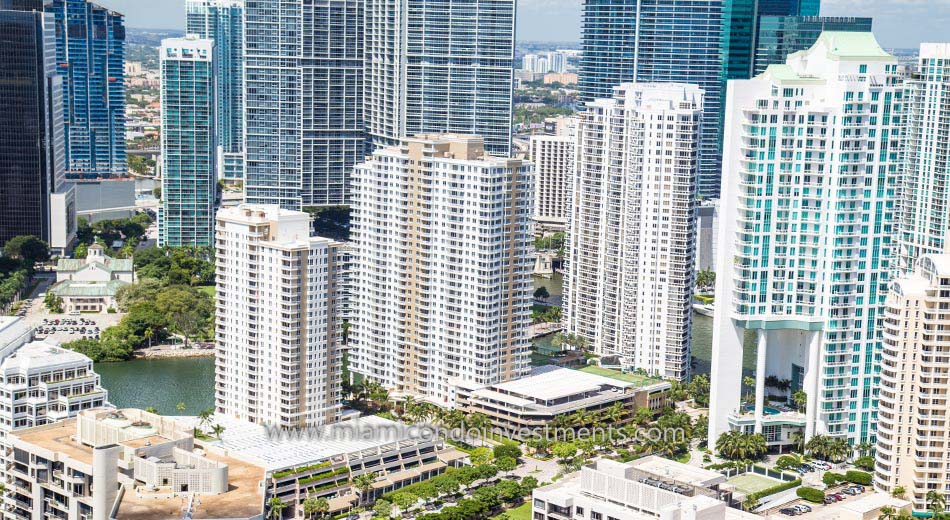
[
  {"left": 116, "top": 446, "right": 265, "bottom": 520},
  {"left": 198, "top": 415, "right": 432, "bottom": 471},
  {"left": 493, "top": 365, "right": 631, "bottom": 402},
  {"left": 629, "top": 455, "right": 727, "bottom": 487},
  {"left": 576, "top": 365, "right": 667, "bottom": 388},
  {"left": 15, "top": 419, "right": 95, "bottom": 465},
  {"left": 2, "top": 340, "right": 93, "bottom": 374},
  {"left": 49, "top": 278, "right": 129, "bottom": 297},
  {"left": 815, "top": 31, "right": 891, "bottom": 59},
  {"left": 57, "top": 255, "right": 133, "bottom": 275}
]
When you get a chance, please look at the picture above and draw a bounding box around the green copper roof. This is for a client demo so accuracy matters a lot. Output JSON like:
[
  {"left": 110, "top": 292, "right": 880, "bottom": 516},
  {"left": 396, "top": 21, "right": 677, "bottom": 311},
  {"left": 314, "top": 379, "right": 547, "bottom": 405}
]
[
  {"left": 816, "top": 31, "right": 891, "bottom": 59},
  {"left": 49, "top": 279, "right": 129, "bottom": 297}
]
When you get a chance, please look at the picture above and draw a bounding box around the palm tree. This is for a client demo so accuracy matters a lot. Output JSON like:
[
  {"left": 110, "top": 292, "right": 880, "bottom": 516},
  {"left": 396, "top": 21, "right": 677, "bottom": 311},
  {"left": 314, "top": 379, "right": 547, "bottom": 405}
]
[
  {"left": 743, "top": 376, "right": 756, "bottom": 403},
  {"left": 211, "top": 424, "right": 225, "bottom": 439},
  {"left": 197, "top": 407, "right": 214, "bottom": 431},
  {"left": 792, "top": 390, "right": 808, "bottom": 413},
  {"left": 856, "top": 442, "right": 875, "bottom": 458},
  {"left": 176, "top": 402, "right": 186, "bottom": 413},
  {"left": 790, "top": 430, "right": 805, "bottom": 453},
  {"left": 303, "top": 496, "right": 330, "bottom": 519},
  {"left": 879, "top": 506, "right": 897, "bottom": 520},
  {"left": 827, "top": 438, "right": 852, "bottom": 462},
  {"left": 267, "top": 497, "right": 287, "bottom": 519},
  {"left": 927, "top": 491, "right": 947, "bottom": 518},
  {"left": 891, "top": 486, "right": 906, "bottom": 499},
  {"left": 716, "top": 431, "right": 767, "bottom": 461},
  {"left": 805, "top": 434, "right": 831, "bottom": 460},
  {"left": 145, "top": 326, "right": 155, "bottom": 348},
  {"left": 352, "top": 472, "right": 377, "bottom": 505},
  {"left": 145, "top": 406, "right": 158, "bottom": 414}
]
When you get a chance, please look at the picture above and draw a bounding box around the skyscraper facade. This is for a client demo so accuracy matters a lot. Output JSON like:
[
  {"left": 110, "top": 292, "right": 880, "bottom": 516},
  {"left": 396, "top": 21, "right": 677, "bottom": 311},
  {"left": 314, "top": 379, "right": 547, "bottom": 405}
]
[
  {"left": 244, "top": 0, "right": 364, "bottom": 209},
  {"left": 186, "top": 0, "right": 243, "bottom": 182},
  {"left": 0, "top": 0, "right": 76, "bottom": 250},
  {"left": 753, "top": 16, "right": 873, "bottom": 75},
  {"left": 364, "top": 0, "right": 515, "bottom": 156},
  {"left": 349, "top": 135, "right": 532, "bottom": 405},
  {"left": 215, "top": 205, "right": 343, "bottom": 428},
  {"left": 899, "top": 44, "right": 950, "bottom": 273},
  {"left": 579, "top": 0, "right": 724, "bottom": 197},
  {"left": 564, "top": 83, "right": 703, "bottom": 381},
  {"left": 874, "top": 254, "right": 950, "bottom": 513},
  {"left": 50, "top": 0, "right": 125, "bottom": 179},
  {"left": 530, "top": 118, "right": 575, "bottom": 229},
  {"left": 159, "top": 36, "right": 216, "bottom": 246},
  {"left": 709, "top": 33, "right": 903, "bottom": 448},
  {"left": 756, "top": 0, "right": 818, "bottom": 16}
]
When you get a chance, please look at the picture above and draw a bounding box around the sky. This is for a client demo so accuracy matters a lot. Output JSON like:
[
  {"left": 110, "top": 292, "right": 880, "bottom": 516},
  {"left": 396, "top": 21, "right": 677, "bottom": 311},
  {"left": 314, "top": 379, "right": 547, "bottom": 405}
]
[{"left": 98, "top": 0, "right": 943, "bottom": 50}]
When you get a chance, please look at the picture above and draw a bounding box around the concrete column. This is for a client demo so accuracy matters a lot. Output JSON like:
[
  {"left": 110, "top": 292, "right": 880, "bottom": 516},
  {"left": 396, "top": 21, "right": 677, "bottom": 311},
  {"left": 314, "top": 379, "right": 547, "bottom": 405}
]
[
  {"left": 804, "top": 332, "right": 822, "bottom": 442},
  {"left": 92, "top": 444, "right": 120, "bottom": 520},
  {"left": 709, "top": 319, "right": 745, "bottom": 448},
  {"left": 754, "top": 329, "right": 767, "bottom": 434}
]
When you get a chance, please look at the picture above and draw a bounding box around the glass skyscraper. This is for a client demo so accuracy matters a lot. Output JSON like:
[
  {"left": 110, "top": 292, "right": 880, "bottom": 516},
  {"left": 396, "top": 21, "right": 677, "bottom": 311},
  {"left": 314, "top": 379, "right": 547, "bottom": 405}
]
[
  {"left": 579, "top": 0, "right": 725, "bottom": 197},
  {"left": 364, "top": 0, "right": 515, "bottom": 157},
  {"left": 186, "top": 0, "right": 243, "bottom": 182},
  {"left": 244, "top": 0, "right": 364, "bottom": 209},
  {"left": 753, "top": 16, "right": 872, "bottom": 75},
  {"left": 50, "top": 0, "right": 125, "bottom": 179},
  {"left": 0, "top": 0, "right": 76, "bottom": 249},
  {"left": 159, "top": 36, "right": 216, "bottom": 247}
]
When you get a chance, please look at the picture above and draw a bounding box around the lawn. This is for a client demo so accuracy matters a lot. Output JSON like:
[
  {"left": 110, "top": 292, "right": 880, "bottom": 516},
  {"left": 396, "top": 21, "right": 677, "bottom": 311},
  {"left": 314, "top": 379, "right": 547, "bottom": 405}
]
[
  {"left": 493, "top": 502, "right": 531, "bottom": 520},
  {"left": 577, "top": 365, "right": 662, "bottom": 387},
  {"left": 196, "top": 285, "right": 215, "bottom": 297},
  {"left": 725, "top": 473, "right": 783, "bottom": 495}
]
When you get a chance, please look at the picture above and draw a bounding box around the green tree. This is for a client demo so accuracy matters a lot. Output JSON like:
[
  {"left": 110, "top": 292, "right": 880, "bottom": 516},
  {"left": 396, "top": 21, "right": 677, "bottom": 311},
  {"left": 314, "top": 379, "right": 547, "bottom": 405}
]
[
  {"left": 391, "top": 491, "right": 418, "bottom": 513},
  {"left": 533, "top": 286, "right": 550, "bottom": 301},
  {"left": 351, "top": 472, "right": 377, "bottom": 504},
  {"left": 44, "top": 292, "right": 64, "bottom": 313},
  {"left": 715, "top": 430, "right": 767, "bottom": 460},
  {"left": 302, "top": 496, "right": 329, "bottom": 519},
  {"left": 793, "top": 390, "right": 808, "bottom": 413},
  {"left": 891, "top": 486, "right": 906, "bottom": 499},
  {"left": 496, "top": 456, "right": 517, "bottom": 475},
  {"left": 927, "top": 490, "right": 947, "bottom": 519},
  {"left": 176, "top": 402, "right": 186, "bottom": 413},
  {"left": 4, "top": 235, "right": 50, "bottom": 266},
  {"left": 470, "top": 447, "right": 493, "bottom": 466},
  {"left": 267, "top": 497, "right": 287, "bottom": 519},
  {"left": 372, "top": 499, "right": 393, "bottom": 519},
  {"left": 211, "top": 424, "right": 225, "bottom": 438},
  {"left": 492, "top": 443, "right": 522, "bottom": 461}
]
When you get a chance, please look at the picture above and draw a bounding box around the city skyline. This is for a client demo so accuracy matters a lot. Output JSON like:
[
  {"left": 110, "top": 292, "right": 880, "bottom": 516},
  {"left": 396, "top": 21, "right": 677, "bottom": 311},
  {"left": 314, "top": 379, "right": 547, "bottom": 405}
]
[{"left": 96, "top": 0, "right": 940, "bottom": 50}]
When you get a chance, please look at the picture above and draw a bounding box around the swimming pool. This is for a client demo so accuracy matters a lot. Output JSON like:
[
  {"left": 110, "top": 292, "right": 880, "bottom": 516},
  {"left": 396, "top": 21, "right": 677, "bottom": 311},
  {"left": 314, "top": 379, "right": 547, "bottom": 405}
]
[{"left": 745, "top": 405, "right": 781, "bottom": 415}]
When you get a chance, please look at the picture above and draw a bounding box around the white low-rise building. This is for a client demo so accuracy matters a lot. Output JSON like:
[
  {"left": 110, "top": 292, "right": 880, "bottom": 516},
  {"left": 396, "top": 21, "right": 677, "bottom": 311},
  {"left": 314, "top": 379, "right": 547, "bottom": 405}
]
[
  {"left": 7, "top": 408, "right": 265, "bottom": 520},
  {"left": 532, "top": 458, "right": 745, "bottom": 520},
  {"left": 50, "top": 244, "right": 135, "bottom": 313}
]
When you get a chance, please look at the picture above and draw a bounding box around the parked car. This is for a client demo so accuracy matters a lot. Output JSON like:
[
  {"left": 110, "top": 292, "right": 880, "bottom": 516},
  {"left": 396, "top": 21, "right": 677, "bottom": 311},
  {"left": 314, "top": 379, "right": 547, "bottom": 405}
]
[
  {"left": 824, "top": 496, "right": 838, "bottom": 504},
  {"left": 779, "top": 508, "right": 798, "bottom": 516}
]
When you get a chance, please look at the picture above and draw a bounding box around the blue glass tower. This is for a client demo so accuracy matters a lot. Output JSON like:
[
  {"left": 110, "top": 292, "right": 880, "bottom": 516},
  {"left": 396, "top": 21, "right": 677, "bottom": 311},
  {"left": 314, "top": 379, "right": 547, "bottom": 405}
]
[
  {"left": 50, "top": 0, "right": 125, "bottom": 179},
  {"left": 159, "top": 36, "right": 216, "bottom": 247},
  {"left": 579, "top": 0, "right": 725, "bottom": 198},
  {"left": 186, "top": 0, "right": 243, "bottom": 182}
]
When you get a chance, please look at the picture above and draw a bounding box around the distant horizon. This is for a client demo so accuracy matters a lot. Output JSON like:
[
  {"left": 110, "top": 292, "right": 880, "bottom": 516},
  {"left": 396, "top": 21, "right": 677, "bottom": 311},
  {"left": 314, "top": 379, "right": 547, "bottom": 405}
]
[{"left": 125, "top": 27, "right": 921, "bottom": 53}]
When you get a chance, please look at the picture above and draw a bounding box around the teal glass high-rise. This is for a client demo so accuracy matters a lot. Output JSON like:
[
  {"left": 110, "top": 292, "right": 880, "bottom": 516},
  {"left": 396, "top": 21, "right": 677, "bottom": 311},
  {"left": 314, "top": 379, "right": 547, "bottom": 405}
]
[
  {"left": 50, "top": 0, "right": 125, "bottom": 179},
  {"left": 159, "top": 36, "right": 216, "bottom": 247},
  {"left": 579, "top": 0, "right": 726, "bottom": 198},
  {"left": 186, "top": 0, "right": 243, "bottom": 182},
  {"left": 753, "top": 16, "right": 872, "bottom": 75}
]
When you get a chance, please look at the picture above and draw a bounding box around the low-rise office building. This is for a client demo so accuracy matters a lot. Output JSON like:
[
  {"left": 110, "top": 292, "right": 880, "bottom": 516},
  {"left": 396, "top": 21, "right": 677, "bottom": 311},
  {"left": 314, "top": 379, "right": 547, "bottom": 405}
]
[
  {"left": 533, "top": 458, "right": 743, "bottom": 520},
  {"left": 456, "top": 366, "right": 670, "bottom": 439},
  {"left": 204, "top": 414, "right": 466, "bottom": 517},
  {"left": 7, "top": 408, "right": 265, "bottom": 520}
]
